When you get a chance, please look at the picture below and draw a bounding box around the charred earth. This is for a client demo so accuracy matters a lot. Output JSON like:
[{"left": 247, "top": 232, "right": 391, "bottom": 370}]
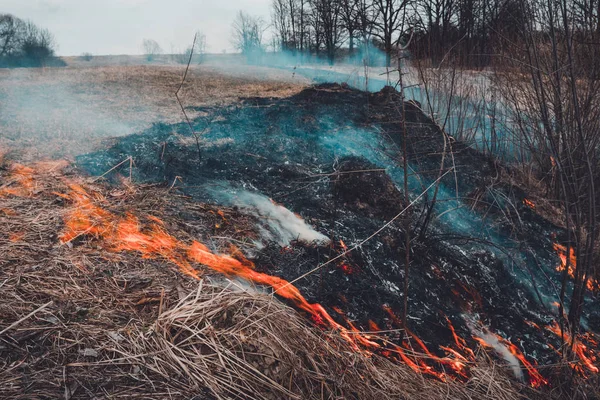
[
  {"left": 1, "top": 83, "right": 599, "bottom": 399},
  {"left": 77, "top": 83, "right": 600, "bottom": 390}
]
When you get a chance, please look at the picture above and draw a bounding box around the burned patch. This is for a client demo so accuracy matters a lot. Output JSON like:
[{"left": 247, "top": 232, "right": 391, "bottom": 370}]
[
  {"left": 332, "top": 156, "right": 404, "bottom": 219},
  {"left": 73, "top": 83, "right": 600, "bottom": 390}
]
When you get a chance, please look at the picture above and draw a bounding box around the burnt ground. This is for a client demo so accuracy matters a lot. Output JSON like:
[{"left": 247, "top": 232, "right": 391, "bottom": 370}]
[{"left": 77, "top": 83, "right": 600, "bottom": 384}]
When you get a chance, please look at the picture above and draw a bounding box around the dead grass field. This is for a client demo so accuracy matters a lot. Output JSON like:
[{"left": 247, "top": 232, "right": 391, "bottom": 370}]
[{"left": 0, "top": 63, "right": 309, "bottom": 161}]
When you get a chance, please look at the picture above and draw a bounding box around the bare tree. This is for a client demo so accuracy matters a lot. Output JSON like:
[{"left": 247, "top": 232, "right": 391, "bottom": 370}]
[
  {"left": 272, "top": 0, "right": 291, "bottom": 50},
  {"left": 340, "top": 0, "right": 360, "bottom": 52},
  {"left": 412, "top": 0, "right": 457, "bottom": 66},
  {"left": 311, "top": 0, "right": 344, "bottom": 64},
  {"left": 496, "top": 0, "right": 600, "bottom": 353},
  {"left": 142, "top": 38, "right": 162, "bottom": 62},
  {"left": 372, "top": 0, "right": 413, "bottom": 66},
  {"left": 232, "top": 11, "right": 266, "bottom": 64},
  {"left": 273, "top": 0, "right": 311, "bottom": 59},
  {"left": 191, "top": 30, "right": 207, "bottom": 63}
]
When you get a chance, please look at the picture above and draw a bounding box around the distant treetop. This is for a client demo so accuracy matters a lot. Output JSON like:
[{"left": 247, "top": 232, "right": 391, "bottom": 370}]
[{"left": 0, "top": 14, "right": 64, "bottom": 68}]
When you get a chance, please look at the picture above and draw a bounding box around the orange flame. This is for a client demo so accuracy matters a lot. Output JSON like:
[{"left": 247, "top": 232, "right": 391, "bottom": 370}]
[
  {"left": 553, "top": 243, "right": 597, "bottom": 291},
  {"left": 523, "top": 199, "right": 536, "bottom": 209},
  {"left": 9, "top": 232, "right": 25, "bottom": 243},
  {"left": 445, "top": 315, "right": 476, "bottom": 360},
  {"left": 0, "top": 164, "right": 36, "bottom": 197},
  {"left": 0, "top": 161, "right": 68, "bottom": 198},
  {"left": 546, "top": 321, "right": 599, "bottom": 375},
  {"left": 474, "top": 331, "right": 548, "bottom": 387},
  {"left": 56, "top": 182, "right": 382, "bottom": 351},
  {"left": 0, "top": 163, "right": 560, "bottom": 386},
  {"left": 368, "top": 320, "right": 381, "bottom": 332}
]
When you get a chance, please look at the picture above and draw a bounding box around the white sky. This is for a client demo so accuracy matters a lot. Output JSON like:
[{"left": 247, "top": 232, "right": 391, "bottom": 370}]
[{"left": 1, "top": 0, "right": 272, "bottom": 56}]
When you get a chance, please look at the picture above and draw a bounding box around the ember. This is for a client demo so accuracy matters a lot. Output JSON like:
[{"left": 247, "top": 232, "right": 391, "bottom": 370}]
[{"left": 523, "top": 198, "right": 536, "bottom": 209}]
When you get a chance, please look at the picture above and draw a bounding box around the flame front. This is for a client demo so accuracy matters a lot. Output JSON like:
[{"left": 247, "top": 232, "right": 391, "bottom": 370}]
[
  {"left": 0, "top": 164, "right": 36, "bottom": 197},
  {"left": 473, "top": 331, "right": 548, "bottom": 387},
  {"left": 55, "top": 181, "right": 489, "bottom": 381},
  {"left": 2, "top": 164, "right": 574, "bottom": 387}
]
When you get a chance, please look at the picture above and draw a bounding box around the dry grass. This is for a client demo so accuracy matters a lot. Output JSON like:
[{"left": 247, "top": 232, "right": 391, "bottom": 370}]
[
  {"left": 0, "top": 161, "right": 532, "bottom": 400},
  {"left": 0, "top": 64, "right": 308, "bottom": 162}
]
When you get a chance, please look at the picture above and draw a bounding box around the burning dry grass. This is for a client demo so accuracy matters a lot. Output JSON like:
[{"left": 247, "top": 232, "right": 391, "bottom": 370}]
[
  {"left": 113, "top": 282, "right": 526, "bottom": 400},
  {"left": 0, "top": 162, "right": 535, "bottom": 399},
  {"left": 0, "top": 64, "right": 307, "bottom": 162}
]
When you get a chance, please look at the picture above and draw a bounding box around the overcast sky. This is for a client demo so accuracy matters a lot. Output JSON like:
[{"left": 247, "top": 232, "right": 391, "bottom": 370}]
[{"left": 2, "top": 0, "right": 271, "bottom": 56}]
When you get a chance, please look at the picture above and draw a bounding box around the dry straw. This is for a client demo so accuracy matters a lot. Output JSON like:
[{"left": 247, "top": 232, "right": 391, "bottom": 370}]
[{"left": 0, "top": 162, "right": 561, "bottom": 400}]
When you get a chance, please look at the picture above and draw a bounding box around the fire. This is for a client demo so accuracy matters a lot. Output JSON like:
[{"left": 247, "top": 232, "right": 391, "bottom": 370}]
[
  {"left": 9, "top": 232, "right": 25, "bottom": 242},
  {"left": 188, "top": 240, "right": 380, "bottom": 349},
  {"left": 525, "top": 320, "right": 540, "bottom": 330},
  {"left": 445, "top": 315, "right": 475, "bottom": 360},
  {"left": 54, "top": 181, "right": 384, "bottom": 351},
  {"left": 505, "top": 341, "right": 547, "bottom": 387},
  {"left": 546, "top": 321, "right": 599, "bottom": 375},
  {"left": 553, "top": 243, "right": 576, "bottom": 271},
  {"left": 339, "top": 240, "right": 348, "bottom": 250},
  {"left": 0, "top": 164, "right": 36, "bottom": 197},
  {"left": 0, "top": 161, "right": 564, "bottom": 387},
  {"left": 368, "top": 320, "right": 380, "bottom": 332},
  {"left": 552, "top": 243, "right": 597, "bottom": 291},
  {"left": 523, "top": 198, "right": 536, "bottom": 209},
  {"left": 455, "top": 280, "right": 483, "bottom": 309},
  {"left": 380, "top": 307, "right": 477, "bottom": 380},
  {"left": 0, "top": 160, "right": 69, "bottom": 198},
  {"left": 474, "top": 331, "right": 548, "bottom": 387},
  {"left": 0, "top": 208, "right": 17, "bottom": 216},
  {"left": 338, "top": 263, "right": 355, "bottom": 274}
]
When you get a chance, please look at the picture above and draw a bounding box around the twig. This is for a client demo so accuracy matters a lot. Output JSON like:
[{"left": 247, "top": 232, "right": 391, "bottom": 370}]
[
  {"left": 175, "top": 33, "right": 202, "bottom": 160},
  {"left": 277, "top": 169, "right": 452, "bottom": 292},
  {"left": 0, "top": 300, "right": 53, "bottom": 336},
  {"left": 91, "top": 157, "right": 131, "bottom": 182}
]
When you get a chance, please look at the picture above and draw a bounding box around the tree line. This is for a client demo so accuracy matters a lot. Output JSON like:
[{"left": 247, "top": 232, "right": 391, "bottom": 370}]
[
  {"left": 269, "top": 0, "right": 600, "bottom": 68},
  {"left": 0, "top": 14, "right": 63, "bottom": 68},
  {"left": 271, "top": 0, "right": 411, "bottom": 65}
]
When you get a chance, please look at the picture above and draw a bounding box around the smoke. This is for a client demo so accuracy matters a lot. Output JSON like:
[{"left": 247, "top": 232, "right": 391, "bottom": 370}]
[
  {"left": 465, "top": 316, "right": 525, "bottom": 382},
  {"left": 0, "top": 69, "right": 135, "bottom": 158},
  {"left": 207, "top": 185, "right": 329, "bottom": 246},
  {"left": 478, "top": 332, "right": 523, "bottom": 381}
]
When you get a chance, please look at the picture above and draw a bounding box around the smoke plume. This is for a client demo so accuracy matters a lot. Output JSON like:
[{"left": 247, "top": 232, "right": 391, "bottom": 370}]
[{"left": 207, "top": 185, "right": 329, "bottom": 246}]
